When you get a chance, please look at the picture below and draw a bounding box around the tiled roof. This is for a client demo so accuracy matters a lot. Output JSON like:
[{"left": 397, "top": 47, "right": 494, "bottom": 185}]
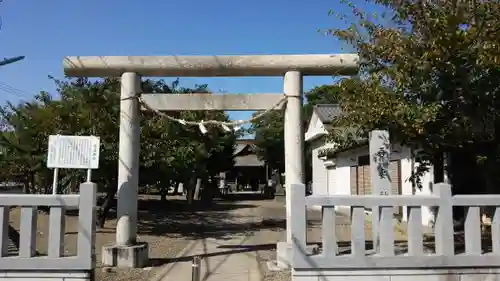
[
  {"left": 312, "top": 104, "right": 368, "bottom": 158},
  {"left": 313, "top": 104, "right": 342, "bottom": 124},
  {"left": 233, "top": 143, "right": 257, "bottom": 156},
  {"left": 233, "top": 144, "right": 247, "bottom": 155},
  {"left": 234, "top": 155, "right": 264, "bottom": 167}
]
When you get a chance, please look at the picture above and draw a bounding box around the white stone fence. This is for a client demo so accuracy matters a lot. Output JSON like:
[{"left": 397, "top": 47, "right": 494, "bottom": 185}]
[
  {"left": 0, "top": 182, "right": 96, "bottom": 281},
  {"left": 290, "top": 183, "right": 500, "bottom": 280}
]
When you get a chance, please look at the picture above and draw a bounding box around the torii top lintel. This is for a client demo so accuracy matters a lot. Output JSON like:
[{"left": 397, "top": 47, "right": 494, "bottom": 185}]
[{"left": 63, "top": 54, "right": 359, "bottom": 77}]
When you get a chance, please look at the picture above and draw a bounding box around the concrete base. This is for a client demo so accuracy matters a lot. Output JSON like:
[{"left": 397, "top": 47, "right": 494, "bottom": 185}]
[
  {"left": 102, "top": 242, "right": 149, "bottom": 268},
  {"left": 292, "top": 268, "right": 500, "bottom": 281},
  {"left": 273, "top": 242, "right": 319, "bottom": 269}
]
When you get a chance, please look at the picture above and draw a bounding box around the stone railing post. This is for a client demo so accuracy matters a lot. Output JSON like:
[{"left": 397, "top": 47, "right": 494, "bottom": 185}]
[{"left": 433, "top": 182, "right": 454, "bottom": 255}]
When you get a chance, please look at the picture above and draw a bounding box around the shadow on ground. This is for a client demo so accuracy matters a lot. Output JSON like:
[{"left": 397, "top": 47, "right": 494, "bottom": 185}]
[
  {"left": 68, "top": 196, "right": 286, "bottom": 241},
  {"left": 220, "top": 193, "right": 275, "bottom": 201},
  {"left": 136, "top": 198, "right": 285, "bottom": 240},
  {"left": 161, "top": 243, "right": 277, "bottom": 264}
]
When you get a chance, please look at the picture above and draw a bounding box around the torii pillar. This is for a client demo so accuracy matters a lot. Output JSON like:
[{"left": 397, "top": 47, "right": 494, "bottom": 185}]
[{"left": 63, "top": 54, "right": 359, "bottom": 269}]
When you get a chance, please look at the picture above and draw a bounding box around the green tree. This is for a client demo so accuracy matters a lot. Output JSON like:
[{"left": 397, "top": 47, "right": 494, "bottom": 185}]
[
  {"left": 0, "top": 77, "right": 237, "bottom": 226},
  {"left": 252, "top": 110, "right": 285, "bottom": 173},
  {"left": 0, "top": 93, "right": 60, "bottom": 194},
  {"left": 251, "top": 85, "right": 341, "bottom": 182},
  {"left": 325, "top": 1, "right": 500, "bottom": 197},
  {"left": 303, "top": 84, "right": 343, "bottom": 118}
]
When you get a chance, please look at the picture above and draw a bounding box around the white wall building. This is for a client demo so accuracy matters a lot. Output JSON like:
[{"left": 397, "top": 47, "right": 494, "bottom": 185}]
[{"left": 305, "top": 104, "right": 444, "bottom": 226}]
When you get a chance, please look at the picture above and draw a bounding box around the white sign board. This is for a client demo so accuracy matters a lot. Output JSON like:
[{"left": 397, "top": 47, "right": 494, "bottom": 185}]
[{"left": 47, "top": 135, "right": 100, "bottom": 169}]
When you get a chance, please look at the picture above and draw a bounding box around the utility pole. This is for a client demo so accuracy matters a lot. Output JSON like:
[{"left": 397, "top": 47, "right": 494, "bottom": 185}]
[{"left": 0, "top": 56, "right": 25, "bottom": 67}]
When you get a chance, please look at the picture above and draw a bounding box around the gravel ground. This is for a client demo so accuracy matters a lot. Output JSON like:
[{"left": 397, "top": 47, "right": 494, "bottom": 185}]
[
  {"left": 249, "top": 227, "right": 291, "bottom": 281},
  {"left": 247, "top": 202, "right": 325, "bottom": 281}
]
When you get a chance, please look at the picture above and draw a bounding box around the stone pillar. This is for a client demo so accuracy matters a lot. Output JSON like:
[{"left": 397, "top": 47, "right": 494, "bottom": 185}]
[
  {"left": 275, "top": 71, "right": 314, "bottom": 269},
  {"left": 102, "top": 72, "right": 148, "bottom": 268},
  {"left": 283, "top": 71, "right": 305, "bottom": 238},
  {"left": 117, "top": 72, "right": 141, "bottom": 245},
  {"left": 369, "top": 130, "right": 391, "bottom": 252}
]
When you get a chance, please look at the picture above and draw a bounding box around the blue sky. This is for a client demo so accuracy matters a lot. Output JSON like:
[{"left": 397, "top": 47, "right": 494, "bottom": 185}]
[{"left": 0, "top": 0, "right": 363, "bottom": 125}]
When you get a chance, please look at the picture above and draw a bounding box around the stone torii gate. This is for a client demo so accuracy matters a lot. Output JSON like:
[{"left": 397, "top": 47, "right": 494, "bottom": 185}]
[{"left": 63, "top": 54, "right": 358, "bottom": 268}]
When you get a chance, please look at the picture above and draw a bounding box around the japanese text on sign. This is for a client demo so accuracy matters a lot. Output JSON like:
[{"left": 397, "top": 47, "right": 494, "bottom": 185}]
[{"left": 47, "top": 135, "right": 100, "bottom": 169}]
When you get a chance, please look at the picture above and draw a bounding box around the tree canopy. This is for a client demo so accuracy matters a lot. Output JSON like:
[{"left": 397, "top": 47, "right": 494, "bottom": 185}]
[
  {"left": 0, "top": 77, "right": 238, "bottom": 225},
  {"left": 323, "top": 0, "right": 500, "bottom": 193}
]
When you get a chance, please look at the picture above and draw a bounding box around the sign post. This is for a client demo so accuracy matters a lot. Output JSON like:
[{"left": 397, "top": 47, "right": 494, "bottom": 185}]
[
  {"left": 47, "top": 135, "right": 100, "bottom": 194},
  {"left": 52, "top": 168, "right": 59, "bottom": 195}
]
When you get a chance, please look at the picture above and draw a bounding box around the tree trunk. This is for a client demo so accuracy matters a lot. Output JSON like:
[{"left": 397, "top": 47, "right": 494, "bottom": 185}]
[
  {"left": 70, "top": 176, "right": 79, "bottom": 194},
  {"left": 194, "top": 178, "right": 202, "bottom": 200},
  {"left": 22, "top": 177, "right": 30, "bottom": 194},
  {"left": 29, "top": 173, "right": 36, "bottom": 194},
  {"left": 173, "top": 182, "right": 180, "bottom": 195},
  {"left": 178, "top": 182, "right": 185, "bottom": 196},
  {"left": 432, "top": 152, "right": 444, "bottom": 183},
  {"left": 447, "top": 148, "right": 484, "bottom": 223},
  {"left": 185, "top": 178, "right": 196, "bottom": 205},
  {"left": 98, "top": 184, "right": 117, "bottom": 228},
  {"left": 159, "top": 182, "right": 168, "bottom": 202},
  {"left": 160, "top": 192, "right": 167, "bottom": 202},
  {"left": 201, "top": 175, "right": 215, "bottom": 206}
]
